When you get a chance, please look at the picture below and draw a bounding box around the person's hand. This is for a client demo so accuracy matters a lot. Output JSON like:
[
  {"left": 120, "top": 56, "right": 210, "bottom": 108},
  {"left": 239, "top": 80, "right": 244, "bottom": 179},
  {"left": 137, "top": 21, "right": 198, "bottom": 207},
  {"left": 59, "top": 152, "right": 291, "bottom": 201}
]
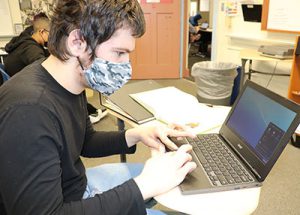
[
  {"left": 195, "top": 26, "right": 201, "bottom": 32},
  {"left": 125, "top": 123, "right": 196, "bottom": 152},
  {"left": 190, "top": 33, "right": 201, "bottom": 43},
  {"left": 195, "top": 33, "right": 201, "bottom": 40},
  {"left": 134, "top": 144, "right": 197, "bottom": 199}
]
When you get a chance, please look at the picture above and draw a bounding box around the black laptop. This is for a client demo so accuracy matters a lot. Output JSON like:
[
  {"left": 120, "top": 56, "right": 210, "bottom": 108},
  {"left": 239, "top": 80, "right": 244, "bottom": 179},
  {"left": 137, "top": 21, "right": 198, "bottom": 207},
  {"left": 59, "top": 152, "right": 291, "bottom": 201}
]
[{"left": 172, "top": 80, "right": 300, "bottom": 194}]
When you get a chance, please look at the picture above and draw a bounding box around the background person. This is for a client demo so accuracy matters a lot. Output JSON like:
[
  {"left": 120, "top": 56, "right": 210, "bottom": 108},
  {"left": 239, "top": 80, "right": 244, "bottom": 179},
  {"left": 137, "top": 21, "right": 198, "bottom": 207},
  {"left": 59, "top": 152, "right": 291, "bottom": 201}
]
[
  {"left": 6, "top": 12, "right": 49, "bottom": 45},
  {"left": 4, "top": 15, "right": 50, "bottom": 77},
  {"left": 189, "top": 13, "right": 202, "bottom": 27},
  {"left": 189, "top": 12, "right": 212, "bottom": 58}
]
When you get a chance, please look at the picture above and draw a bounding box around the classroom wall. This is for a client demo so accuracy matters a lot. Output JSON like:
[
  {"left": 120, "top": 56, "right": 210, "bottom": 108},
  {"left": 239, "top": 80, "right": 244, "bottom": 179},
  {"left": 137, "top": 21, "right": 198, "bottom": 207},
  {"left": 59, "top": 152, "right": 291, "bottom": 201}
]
[
  {"left": 0, "top": 0, "right": 21, "bottom": 47},
  {"left": 214, "top": 0, "right": 296, "bottom": 62},
  {"left": 212, "top": 0, "right": 297, "bottom": 95},
  {"left": 0, "top": 0, "right": 53, "bottom": 47},
  {"left": 1, "top": 0, "right": 297, "bottom": 88}
]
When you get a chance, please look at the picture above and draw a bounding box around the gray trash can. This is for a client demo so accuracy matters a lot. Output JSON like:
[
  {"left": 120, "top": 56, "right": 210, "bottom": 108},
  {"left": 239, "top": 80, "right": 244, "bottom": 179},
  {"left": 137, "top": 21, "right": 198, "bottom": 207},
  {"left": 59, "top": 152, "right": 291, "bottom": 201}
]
[{"left": 191, "top": 61, "right": 237, "bottom": 106}]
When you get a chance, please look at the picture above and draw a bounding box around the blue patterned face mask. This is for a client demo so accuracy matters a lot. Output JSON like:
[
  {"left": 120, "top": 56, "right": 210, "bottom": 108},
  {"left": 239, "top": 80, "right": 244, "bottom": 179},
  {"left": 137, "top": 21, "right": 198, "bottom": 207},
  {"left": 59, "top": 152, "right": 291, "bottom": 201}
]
[{"left": 79, "top": 58, "right": 132, "bottom": 96}]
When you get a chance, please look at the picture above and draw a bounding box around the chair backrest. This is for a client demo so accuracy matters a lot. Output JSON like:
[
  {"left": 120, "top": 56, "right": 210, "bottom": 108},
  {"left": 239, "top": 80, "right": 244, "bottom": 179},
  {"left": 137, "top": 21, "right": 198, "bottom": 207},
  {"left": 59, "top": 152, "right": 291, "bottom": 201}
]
[
  {"left": 230, "top": 66, "right": 242, "bottom": 105},
  {"left": 0, "top": 63, "right": 10, "bottom": 82}
]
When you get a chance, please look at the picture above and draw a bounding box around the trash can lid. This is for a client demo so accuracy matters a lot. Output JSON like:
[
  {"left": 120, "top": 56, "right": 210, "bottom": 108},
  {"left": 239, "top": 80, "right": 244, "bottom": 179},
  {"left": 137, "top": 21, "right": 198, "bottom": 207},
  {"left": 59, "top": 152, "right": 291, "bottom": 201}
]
[{"left": 194, "top": 61, "right": 237, "bottom": 71}]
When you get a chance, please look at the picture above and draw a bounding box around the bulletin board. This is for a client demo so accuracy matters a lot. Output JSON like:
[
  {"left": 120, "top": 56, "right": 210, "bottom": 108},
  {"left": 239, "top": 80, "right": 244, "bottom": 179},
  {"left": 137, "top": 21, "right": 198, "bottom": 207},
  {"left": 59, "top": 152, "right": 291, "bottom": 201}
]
[
  {"left": 261, "top": 0, "right": 300, "bottom": 34},
  {"left": 0, "top": 0, "right": 14, "bottom": 36}
]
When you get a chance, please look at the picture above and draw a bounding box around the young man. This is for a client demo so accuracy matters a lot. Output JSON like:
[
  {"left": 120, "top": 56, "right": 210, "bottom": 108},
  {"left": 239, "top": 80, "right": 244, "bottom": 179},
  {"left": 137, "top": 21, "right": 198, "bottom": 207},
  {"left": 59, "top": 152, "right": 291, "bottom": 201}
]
[
  {"left": 5, "top": 12, "right": 49, "bottom": 51},
  {"left": 0, "top": 0, "right": 196, "bottom": 215},
  {"left": 188, "top": 12, "right": 211, "bottom": 58},
  {"left": 4, "top": 16, "right": 50, "bottom": 77}
]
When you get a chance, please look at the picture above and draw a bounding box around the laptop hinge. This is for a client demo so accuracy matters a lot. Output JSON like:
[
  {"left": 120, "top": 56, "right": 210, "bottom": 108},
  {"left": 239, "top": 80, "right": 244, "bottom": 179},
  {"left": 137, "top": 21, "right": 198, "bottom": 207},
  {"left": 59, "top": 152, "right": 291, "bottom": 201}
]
[
  {"left": 250, "top": 167, "right": 262, "bottom": 180},
  {"left": 241, "top": 157, "right": 262, "bottom": 180}
]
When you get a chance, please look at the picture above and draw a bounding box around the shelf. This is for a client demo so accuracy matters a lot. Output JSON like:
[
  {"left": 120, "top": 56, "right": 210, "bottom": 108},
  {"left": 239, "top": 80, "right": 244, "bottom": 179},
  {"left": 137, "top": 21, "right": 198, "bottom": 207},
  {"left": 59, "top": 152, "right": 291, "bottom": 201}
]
[
  {"left": 226, "top": 34, "right": 295, "bottom": 45},
  {"left": 0, "top": 35, "right": 16, "bottom": 38}
]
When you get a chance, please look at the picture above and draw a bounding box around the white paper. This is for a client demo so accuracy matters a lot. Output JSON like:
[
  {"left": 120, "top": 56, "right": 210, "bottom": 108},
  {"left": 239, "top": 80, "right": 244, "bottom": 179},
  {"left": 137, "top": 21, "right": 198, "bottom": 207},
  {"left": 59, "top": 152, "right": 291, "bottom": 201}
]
[
  {"left": 130, "top": 87, "right": 231, "bottom": 134},
  {"left": 267, "top": 0, "right": 300, "bottom": 32},
  {"left": 296, "top": 123, "right": 300, "bottom": 135}
]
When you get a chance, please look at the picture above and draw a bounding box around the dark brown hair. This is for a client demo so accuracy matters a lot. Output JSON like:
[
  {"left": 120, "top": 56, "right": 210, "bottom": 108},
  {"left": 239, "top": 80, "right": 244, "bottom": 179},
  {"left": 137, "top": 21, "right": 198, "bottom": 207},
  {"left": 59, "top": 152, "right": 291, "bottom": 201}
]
[{"left": 48, "top": 0, "right": 145, "bottom": 61}]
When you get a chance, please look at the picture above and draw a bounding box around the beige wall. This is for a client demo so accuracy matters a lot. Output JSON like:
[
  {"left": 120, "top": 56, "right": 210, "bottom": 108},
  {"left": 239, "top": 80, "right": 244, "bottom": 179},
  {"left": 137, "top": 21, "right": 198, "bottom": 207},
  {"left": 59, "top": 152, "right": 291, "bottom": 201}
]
[
  {"left": 0, "top": 0, "right": 21, "bottom": 47},
  {"left": 212, "top": 0, "right": 296, "bottom": 95},
  {"left": 1, "top": 0, "right": 297, "bottom": 85}
]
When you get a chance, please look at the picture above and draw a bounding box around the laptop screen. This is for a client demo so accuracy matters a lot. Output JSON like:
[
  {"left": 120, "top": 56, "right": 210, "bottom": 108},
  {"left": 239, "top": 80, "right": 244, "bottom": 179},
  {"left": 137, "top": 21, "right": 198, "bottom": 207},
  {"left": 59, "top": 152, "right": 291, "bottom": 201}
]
[
  {"left": 201, "top": 23, "right": 209, "bottom": 29},
  {"left": 226, "top": 87, "right": 297, "bottom": 164}
]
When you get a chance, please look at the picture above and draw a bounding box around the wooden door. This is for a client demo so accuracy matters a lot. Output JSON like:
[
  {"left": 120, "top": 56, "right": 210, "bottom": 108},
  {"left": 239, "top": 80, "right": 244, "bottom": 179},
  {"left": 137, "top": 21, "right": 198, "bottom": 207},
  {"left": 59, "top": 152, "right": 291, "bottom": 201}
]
[{"left": 131, "top": 0, "right": 182, "bottom": 79}]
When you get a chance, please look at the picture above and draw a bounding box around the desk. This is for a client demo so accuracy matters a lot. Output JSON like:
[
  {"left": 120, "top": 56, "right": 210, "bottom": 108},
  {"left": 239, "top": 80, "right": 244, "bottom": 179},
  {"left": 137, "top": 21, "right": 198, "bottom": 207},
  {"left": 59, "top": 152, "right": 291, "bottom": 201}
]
[
  {"left": 240, "top": 49, "right": 292, "bottom": 86},
  {"left": 106, "top": 96, "right": 261, "bottom": 215},
  {"left": 198, "top": 28, "right": 212, "bottom": 33},
  {"left": 155, "top": 186, "right": 260, "bottom": 215},
  {"left": 0, "top": 49, "right": 7, "bottom": 64}
]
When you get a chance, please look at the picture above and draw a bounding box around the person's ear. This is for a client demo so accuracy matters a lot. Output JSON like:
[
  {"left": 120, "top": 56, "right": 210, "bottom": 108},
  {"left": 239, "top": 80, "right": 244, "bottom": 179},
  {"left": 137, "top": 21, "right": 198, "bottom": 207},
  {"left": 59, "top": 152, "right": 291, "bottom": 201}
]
[{"left": 67, "top": 29, "right": 87, "bottom": 57}]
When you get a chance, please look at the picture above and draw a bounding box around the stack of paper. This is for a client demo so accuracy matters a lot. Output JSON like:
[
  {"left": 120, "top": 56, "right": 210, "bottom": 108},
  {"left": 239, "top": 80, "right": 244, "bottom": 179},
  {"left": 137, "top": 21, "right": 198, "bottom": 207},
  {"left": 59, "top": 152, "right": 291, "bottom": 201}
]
[{"left": 130, "top": 87, "right": 231, "bottom": 134}]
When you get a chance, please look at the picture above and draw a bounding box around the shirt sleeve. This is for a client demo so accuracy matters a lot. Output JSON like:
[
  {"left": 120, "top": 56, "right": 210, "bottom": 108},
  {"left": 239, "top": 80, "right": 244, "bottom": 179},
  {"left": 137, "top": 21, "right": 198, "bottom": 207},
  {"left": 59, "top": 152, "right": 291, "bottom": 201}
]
[
  {"left": 0, "top": 105, "right": 145, "bottom": 215},
  {"left": 81, "top": 115, "right": 136, "bottom": 158}
]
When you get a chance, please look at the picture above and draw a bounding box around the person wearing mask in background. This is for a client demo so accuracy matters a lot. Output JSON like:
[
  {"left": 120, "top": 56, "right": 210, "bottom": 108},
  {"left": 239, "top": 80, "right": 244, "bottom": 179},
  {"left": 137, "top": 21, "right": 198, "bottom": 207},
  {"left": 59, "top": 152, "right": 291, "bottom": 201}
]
[
  {"left": 5, "top": 12, "right": 49, "bottom": 47},
  {"left": 189, "top": 12, "right": 211, "bottom": 58},
  {"left": 4, "top": 12, "right": 106, "bottom": 123},
  {"left": 4, "top": 16, "right": 50, "bottom": 77},
  {"left": 189, "top": 12, "right": 202, "bottom": 27},
  {"left": 0, "top": 0, "right": 196, "bottom": 214}
]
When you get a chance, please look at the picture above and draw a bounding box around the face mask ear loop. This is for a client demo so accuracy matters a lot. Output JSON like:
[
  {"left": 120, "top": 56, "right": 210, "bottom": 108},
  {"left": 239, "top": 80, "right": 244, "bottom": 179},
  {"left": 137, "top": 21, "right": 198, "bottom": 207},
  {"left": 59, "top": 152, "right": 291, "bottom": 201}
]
[
  {"left": 77, "top": 57, "right": 85, "bottom": 71},
  {"left": 39, "top": 30, "right": 46, "bottom": 45}
]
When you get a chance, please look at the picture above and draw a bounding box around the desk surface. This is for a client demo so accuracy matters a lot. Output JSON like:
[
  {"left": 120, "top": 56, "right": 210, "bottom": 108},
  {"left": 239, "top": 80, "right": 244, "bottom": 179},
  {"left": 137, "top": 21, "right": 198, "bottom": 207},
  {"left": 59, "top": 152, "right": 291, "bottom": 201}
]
[
  {"left": 0, "top": 49, "right": 7, "bottom": 55},
  {"left": 198, "top": 28, "right": 212, "bottom": 33},
  {"left": 106, "top": 93, "right": 261, "bottom": 215},
  {"left": 0, "top": 49, "right": 7, "bottom": 64},
  {"left": 240, "top": 49, "right": 293, "bottom": 62},
  {"left": 155, "top": 186, "right": 260, "bottom": 215}
]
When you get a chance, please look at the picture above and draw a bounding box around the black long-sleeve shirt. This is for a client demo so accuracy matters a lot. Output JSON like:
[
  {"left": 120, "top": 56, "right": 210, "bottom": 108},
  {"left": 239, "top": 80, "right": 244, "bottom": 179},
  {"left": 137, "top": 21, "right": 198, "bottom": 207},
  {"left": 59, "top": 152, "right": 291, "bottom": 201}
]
[{"left": 0, "top": 60, "right": 146, "bottom": 215}]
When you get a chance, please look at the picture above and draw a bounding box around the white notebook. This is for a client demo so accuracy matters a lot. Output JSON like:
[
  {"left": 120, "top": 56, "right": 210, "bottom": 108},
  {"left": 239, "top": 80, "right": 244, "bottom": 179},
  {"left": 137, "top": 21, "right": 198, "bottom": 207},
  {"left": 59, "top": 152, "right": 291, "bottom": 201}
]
[{"left": 130, "top": 87, "right": 230, "bottom": 134}]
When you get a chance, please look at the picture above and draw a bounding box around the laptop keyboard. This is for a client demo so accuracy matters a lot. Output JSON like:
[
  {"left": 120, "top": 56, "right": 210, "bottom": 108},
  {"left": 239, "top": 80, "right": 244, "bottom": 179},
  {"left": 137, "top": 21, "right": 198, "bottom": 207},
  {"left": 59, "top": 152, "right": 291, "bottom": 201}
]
[{"left": 185, "top": 134, "right": 255, "bottom": 187}]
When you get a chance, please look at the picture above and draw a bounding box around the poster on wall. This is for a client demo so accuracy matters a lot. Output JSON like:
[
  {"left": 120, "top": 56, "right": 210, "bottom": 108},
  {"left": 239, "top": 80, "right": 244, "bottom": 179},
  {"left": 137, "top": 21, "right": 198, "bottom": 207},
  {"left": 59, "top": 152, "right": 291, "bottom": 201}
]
[
  {"left": 224, "top": 0, "right": 238, "bottom": 16},
  {"left": 19, "top": 0, "right": 55, "bottom": 26},
  {"left": 267, "top": 0, "right": 300, "bottom": 32}
]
